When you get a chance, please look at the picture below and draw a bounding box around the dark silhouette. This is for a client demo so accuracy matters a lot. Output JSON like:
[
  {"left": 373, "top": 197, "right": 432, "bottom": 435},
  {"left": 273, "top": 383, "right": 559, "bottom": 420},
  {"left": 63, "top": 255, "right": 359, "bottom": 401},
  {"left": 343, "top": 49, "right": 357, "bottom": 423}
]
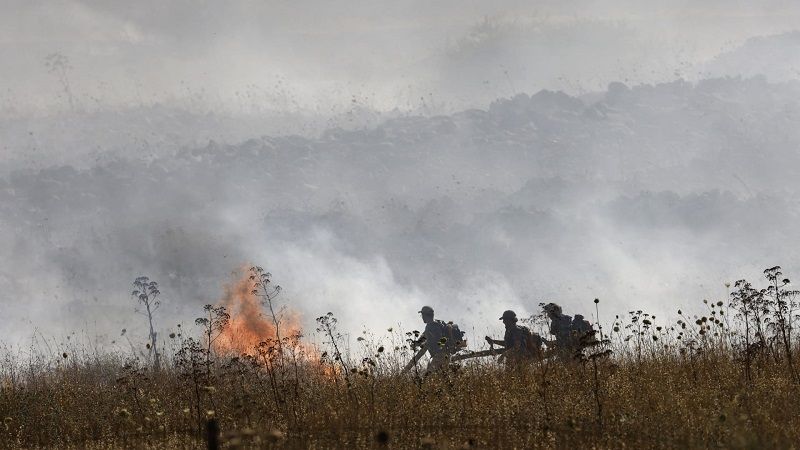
[
  {"left": 543, "top": 303, "right": 595, "bottom": 357},
  {"left": 403, "top": 306, "right": 465, "bottom": 373},
  {"left": 484, "top": 310, "right": 543, "bottom": 365}
]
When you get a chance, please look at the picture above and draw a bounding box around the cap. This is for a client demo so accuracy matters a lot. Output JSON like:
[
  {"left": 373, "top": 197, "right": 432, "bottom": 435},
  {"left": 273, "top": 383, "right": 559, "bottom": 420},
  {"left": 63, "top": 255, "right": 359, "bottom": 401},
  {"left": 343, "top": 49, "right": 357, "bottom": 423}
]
[
  {"left": 499, "top": 310, "right": 517, "bottom": 321},
  {"left": 418, "top": 306, "right": 434, "bottom": 315}
]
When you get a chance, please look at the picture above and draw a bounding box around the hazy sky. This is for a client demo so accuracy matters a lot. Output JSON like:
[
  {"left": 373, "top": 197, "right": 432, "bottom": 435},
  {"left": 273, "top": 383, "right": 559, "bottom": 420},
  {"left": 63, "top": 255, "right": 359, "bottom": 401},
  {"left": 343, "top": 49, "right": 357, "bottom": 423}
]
[{"left": 2, "top": 0, "right": 800, "bottom": 113}]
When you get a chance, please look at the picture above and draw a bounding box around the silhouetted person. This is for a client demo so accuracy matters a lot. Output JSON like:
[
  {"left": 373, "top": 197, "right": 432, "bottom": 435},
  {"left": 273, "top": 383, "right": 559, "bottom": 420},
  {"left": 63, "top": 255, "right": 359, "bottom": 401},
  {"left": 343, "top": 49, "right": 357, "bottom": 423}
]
[
  {"left": 571, "top": 313, "right": 597, "bottom": 348},
  {"left": 485, "top": 310, "right": 543, "bottom": 365},
  {"left": 571, "top": 314, "right": 592, "bottom": 335},
  {"left": 543, "top": 303, "right": 574, "bottom": 356},
  {"left": 403, "top": 306, "right": 463, "bottom": 374}
]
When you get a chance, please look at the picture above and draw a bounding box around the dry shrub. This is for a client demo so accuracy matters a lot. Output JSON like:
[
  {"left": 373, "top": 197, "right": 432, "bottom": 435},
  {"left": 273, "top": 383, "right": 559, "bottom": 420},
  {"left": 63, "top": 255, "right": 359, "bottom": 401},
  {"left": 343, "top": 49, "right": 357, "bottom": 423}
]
[{"left": 3, "top": 266, "right": 800, "bottom": 448}]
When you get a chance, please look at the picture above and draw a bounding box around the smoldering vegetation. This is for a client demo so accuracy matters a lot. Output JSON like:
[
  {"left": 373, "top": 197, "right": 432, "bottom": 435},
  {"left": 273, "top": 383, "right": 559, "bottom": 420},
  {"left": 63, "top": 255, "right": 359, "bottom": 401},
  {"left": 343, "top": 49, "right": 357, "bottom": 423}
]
[
  {"left": 2, "top": 76, "right": 800, "bottom": 340},
  {"left": 3, "top": 266, "right": 800, "bottom": 449}
]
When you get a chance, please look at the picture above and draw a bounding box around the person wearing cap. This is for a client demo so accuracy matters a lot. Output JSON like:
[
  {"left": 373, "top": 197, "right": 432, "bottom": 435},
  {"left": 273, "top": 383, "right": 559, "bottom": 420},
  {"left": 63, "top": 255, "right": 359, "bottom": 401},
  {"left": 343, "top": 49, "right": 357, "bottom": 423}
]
[
  {"left": 402, "top": 306, "right": 453, "bottom": 374},
  {"left": 484, "top": 310, "right": 543, "bottom": 366}
]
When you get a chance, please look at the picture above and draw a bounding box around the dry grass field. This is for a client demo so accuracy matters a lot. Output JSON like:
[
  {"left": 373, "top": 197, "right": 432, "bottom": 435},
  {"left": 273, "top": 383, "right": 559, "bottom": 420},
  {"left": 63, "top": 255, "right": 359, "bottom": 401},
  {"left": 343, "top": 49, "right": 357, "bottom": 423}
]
[{"left": 3, "top": 267, "right": 800, "bottom": 449}]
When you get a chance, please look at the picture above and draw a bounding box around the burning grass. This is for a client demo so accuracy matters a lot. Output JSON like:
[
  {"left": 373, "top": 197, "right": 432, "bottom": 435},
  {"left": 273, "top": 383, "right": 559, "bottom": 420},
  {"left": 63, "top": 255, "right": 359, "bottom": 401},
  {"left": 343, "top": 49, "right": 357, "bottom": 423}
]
[
  {"left": 214, "top": 270, "right": 303, "bottom": 357},
  {"left": 3, "top": 266, "right": 800, "bottom": 448}
]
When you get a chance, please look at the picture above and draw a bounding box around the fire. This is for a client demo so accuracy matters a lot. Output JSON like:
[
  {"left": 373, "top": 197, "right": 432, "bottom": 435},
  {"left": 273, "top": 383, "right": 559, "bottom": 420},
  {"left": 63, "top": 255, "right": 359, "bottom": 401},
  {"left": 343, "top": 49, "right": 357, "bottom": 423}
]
[
  {"left": 210, "top": 268, "right": 339, "bottom": 380},
  {"left": 213, "top": 268, "right": 303, "bottom": 356}
]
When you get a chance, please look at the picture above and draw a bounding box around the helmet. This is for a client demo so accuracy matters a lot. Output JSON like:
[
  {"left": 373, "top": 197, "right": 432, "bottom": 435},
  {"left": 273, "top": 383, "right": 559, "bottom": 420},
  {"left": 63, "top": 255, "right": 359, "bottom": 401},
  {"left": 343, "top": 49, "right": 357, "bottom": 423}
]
[
  {"left": 418, "top": 306, "right": 434, "bottom": 315},
  {"left": 543, "top": 303, "right": 562, "bottom": 315},
  {"left": 499, "top": 310, "right": 517, "bottom": 321}
]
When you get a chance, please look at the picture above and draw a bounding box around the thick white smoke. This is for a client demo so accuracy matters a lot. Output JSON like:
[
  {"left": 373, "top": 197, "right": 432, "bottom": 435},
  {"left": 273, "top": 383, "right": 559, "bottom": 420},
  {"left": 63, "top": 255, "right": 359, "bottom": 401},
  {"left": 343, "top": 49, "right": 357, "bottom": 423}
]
[{"left": 2, "top": 1, "right": 800, "bottom": 348}]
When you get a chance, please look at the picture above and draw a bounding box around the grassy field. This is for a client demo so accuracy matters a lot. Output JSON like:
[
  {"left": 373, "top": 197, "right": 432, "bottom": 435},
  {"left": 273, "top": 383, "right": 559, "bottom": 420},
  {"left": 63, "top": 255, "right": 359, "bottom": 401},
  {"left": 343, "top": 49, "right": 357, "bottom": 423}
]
[{"left": 3, "top": 267, "right": 800, "bottom": 449}]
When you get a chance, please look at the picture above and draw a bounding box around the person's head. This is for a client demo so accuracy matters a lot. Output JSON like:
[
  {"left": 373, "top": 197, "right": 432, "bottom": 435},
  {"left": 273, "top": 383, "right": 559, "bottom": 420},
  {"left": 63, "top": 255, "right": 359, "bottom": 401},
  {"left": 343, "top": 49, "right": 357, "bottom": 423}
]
[
  {"left": 542, "top": 303, "right": 562, "bottom": 318},
  {"left": 418, "top": 306, "right": 434, "bottom": 324},
  {"left": 499, "top": 310, "right": 517, "bottom": 327}
]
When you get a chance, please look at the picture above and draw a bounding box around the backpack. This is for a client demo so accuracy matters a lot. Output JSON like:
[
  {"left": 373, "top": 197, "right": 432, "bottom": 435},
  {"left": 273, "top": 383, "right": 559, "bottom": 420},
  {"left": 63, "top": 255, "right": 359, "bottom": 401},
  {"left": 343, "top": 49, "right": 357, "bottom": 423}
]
[
  {"left": 571, "top": 316, "right": 592, "bottom": 335},
  {"left": 517, "top": 325, "right": 543, "bottom": 358},
  {"left": 571, "top": 316, "right": 596, "bottom": 347},
  {"left": 551, "top": 314, "right": 573, "bottom": 343},
  {"left": 435, "top": 320, "right": 467, "bottom": 354}
]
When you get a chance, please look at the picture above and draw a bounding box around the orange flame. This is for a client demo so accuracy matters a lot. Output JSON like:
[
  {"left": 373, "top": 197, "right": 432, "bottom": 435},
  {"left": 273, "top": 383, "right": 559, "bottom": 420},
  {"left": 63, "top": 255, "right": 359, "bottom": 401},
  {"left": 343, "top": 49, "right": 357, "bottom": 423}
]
[
  {"left": 211, "top": 268, "right": 340, "bottom": 381},
  {"left": 213, "top": 268, "right": 303, "bottom": 356}
]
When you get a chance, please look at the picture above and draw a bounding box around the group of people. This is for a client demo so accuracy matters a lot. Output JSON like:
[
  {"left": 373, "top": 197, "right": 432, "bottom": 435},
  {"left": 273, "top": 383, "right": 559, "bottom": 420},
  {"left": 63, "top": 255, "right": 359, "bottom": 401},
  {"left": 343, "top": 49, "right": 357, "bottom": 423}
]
[{"left": 402, "top": 303, "right": 594, "bottom": 373}]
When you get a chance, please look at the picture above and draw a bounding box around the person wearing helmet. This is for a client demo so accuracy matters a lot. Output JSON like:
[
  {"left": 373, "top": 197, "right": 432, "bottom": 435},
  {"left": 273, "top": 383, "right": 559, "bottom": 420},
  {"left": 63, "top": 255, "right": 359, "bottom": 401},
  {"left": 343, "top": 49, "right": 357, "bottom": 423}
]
[
  {"left": 542, "top": 302, "right": 576, "bottom": 357},
  {"left": 484, "top": 310, "right": 543, "bottom": 365}
]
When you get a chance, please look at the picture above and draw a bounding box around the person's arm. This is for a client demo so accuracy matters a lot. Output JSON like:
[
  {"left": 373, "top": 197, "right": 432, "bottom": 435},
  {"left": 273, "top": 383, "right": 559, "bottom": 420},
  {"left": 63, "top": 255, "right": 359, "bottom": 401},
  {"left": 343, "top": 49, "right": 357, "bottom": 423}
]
[
  {"left": 403, "top": 329, "right": 432, "bottom": 373},
  {"left": 402, "top": 346, "right": 427, "bottom": 373},
  {"left": 485, "top": 336, "right": 506, "bottom": 347}
]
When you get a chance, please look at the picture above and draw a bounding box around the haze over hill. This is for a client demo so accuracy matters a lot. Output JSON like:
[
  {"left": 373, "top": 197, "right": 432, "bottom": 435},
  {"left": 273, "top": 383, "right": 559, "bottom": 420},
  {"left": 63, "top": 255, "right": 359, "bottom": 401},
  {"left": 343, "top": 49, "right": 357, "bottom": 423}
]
[
  {"left": 1, "top": 1, "right": 800, "bottom": 345},
  {"left": 3, "top": 76, "right": 800, "bottom": 343},
  {"left": 701, "top": 31, "right": 800, "bottom": 81}
]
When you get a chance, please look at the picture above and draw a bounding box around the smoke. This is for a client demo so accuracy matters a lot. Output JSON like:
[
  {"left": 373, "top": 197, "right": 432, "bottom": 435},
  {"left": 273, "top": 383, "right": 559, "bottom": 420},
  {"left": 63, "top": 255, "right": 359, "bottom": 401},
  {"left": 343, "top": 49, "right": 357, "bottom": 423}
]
[
  {"left": 2, "top": 1, "right": 800, "bottom": 116},
  {"left": 2, "top": 2, "right": 800, "bottom": 348},
  {"left": 260, "top": 230, "right": 431, "bottom": 335}
]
